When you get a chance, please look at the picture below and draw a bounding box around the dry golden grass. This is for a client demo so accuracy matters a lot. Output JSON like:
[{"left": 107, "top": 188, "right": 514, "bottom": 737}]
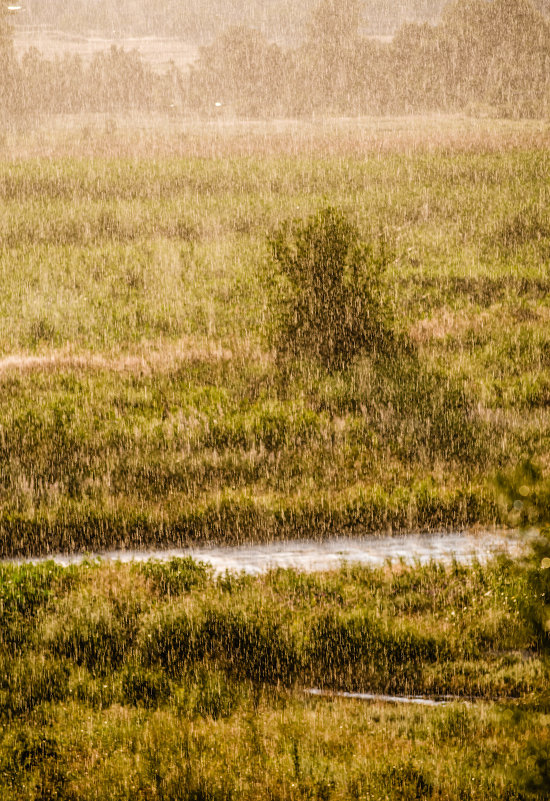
[
  {"left": 0, "top": 338, "right": 270, "bottom": 376},
  {"left": 3, "top": 114, "right": 550, "bottom": 160}
]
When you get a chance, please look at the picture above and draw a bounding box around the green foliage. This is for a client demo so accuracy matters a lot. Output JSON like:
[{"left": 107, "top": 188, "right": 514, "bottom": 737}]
[
  {"left": 306, "top": 610, "right": 444, "bottom": 692},
  {"left": 0, "top": 726, "right": 69, "bottom": 799},
  {"left": 49, "top": 592, "right": 140, "bottom": 674},
  {"left": 495, "top": 460, "right": 550, "bottom": 650},
  {"left": 518, "top": 738, "right": 550, "bottom": 799},
  {"left": 121, "top": 664, "right": 172, "bottom": 707},
  {"left": 189, "top": 669, "right": 238, "bottom": 719},
  {"left": 0, "top": 557, "right": 544, "bottom": 798},
  {"left": 0, "top": 563, "right": 76, "bottom": 652},
  {"left": 0, "top": 655, "right": 69, "bottom": 717},
  {"left": 189, "top": 27, "right": 285, "bottom": 117},
  {"left": 4, "top": 2, "right": 550, "bottom": 122},
  {"left": 270, "top": 207, "right": 396, "bottom": 370},
  {"left": 139, "top": 557, "right": 212, "bottom": 596},
  {"left": 370, "top": 761, "right": 434, "bottom": 800},
  {"left": 0, "top": 142, "right": 547, "bottom": 548}
]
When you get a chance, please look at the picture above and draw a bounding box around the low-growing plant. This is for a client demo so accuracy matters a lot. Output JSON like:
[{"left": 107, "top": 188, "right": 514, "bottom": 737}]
[
  {"left": 0, "top": 655, "right": 70, "bottom": 718},
  {"left": 49, "top": 592, "right": 140, "bottom": 674},
  {"left": 138, "top": 557, "right": 212, "bottom": 596},
  {"left": 121, "top": 664, "right": 172, "bottom": 708},
  {"left": 190, "top": 669, "right": 238, "bottom": 720},
  {"left": 0, "top": 726, "right": 69, "bottom": 799},
  {"left": 495, "top": 459, "right": 550, "bottom": 649}
]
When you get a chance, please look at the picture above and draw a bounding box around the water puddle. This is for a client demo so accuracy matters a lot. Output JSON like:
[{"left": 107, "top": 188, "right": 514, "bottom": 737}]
[
  {"left": 305, "top": 689, "right": 450, "bottom": 706},
  {"left": 15, "top": 530, "right": 525, "bottom": 573}
]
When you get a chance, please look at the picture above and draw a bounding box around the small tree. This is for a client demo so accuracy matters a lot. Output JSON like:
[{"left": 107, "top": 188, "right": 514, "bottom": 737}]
[{"left": 270, "top": 207, "right": 394, "bottom": 370}]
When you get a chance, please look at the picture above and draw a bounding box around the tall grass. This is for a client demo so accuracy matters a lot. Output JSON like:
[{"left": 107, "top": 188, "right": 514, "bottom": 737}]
[
  {"left": 0, "top": 556, "right": 547, "bottom": 799},
  {"left": 0, "top": 124, "right": 549, "bottom": 551}
]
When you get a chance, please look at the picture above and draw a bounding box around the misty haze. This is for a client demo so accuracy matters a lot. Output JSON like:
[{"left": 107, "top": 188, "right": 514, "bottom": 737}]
[{"left": 0, "top": 1, "right": 549, "bottom": 799}]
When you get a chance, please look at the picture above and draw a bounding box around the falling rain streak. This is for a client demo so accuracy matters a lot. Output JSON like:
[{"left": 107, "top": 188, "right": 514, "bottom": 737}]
[{"left": 0, "top": 0, "right": 549, "bottom": 799}]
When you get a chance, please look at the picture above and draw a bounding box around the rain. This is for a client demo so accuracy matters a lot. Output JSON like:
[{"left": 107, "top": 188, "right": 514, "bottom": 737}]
[{"left": 0, "top": 0, "right": 549, "bottom": 798}]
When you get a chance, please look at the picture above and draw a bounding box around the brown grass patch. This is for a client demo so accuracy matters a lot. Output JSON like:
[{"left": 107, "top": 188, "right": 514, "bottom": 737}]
[
  {"left": 0, "top": 338, "right": 270, "bottom": 376},
  {"left": 3, "top": 114, "right": 550, "bottom": 160},
  {"left": 409, "top": 308, "right": 494, "bottom": 343}
]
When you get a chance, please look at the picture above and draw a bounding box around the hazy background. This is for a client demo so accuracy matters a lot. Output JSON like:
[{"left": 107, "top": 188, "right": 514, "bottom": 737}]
[{"left": 3, "top": 1, "right": 550, "bottom": 121}]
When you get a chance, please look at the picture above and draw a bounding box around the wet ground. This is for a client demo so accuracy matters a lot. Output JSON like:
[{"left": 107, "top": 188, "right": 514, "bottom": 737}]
[{"left": 14, "top": 530, "right": 526, "bottom": 572}]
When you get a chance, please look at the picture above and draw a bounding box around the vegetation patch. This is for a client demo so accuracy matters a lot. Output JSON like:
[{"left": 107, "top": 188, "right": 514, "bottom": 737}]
[{"left": 0, "top": 555, "right": 546, "bottom": 798}]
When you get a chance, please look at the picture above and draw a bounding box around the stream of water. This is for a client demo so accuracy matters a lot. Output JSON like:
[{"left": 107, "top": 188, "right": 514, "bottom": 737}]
[{"left": 16, "top": 529, "right": 526, "bottom": 573}]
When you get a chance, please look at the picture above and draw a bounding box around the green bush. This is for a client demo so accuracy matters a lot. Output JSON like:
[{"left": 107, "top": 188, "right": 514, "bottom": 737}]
[
  {"left": 0, "top": 726, "right": 69, "bottom": 799},
  {"left": 495, "top": 460, "right": 550, "bottom": 649},
  {"left": 49, "top": 594, "right": 139, "bottom": 674},
  {"left": 190, "top": 669, "right": 238, "bottom": 720},
  {"left": 0, "top": 563, "right": 74, "bottom": 652},
  {"left": 306, "top": 611, "right": 444, "bottom": 692},
  {"left": 269, "top": 207, "right": 396, "bottom": 370},
  {"left": 198, "top": 609, "right": 300, "bottom": 685},
  {"left": 121, "top": 665, "right": 172, "bottom": 708},
  {"left": 143, "top": 608, "right": 199, "bottom": 676},
  {"left": 0, "top": 655, "right": 70, "bottom": 717}
]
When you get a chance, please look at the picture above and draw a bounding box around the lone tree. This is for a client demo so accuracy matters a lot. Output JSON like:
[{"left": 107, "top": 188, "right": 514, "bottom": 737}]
[{"left": 270, "top": 207, "right": 394, "bottom": 370}]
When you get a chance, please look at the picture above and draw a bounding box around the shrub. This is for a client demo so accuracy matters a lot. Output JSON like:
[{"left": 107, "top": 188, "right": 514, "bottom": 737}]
[
  {"left": 121, "top": 665, "right": 172, "bottom": 708},
  {"left": 199, "top": 609, "right": 300, "bottom": 685},
  {"left": 495, "top": 460, "right": 550, "bottom": 650},
  {"left": 48, "top": 594, "right": 139, "bottom": 674},
  {"left": 143, "top": 608, "right": 199, "bottom": 676},
  {"left": 0, "top": 562, "right": 74, "bottom": 653},
  {"left": 0, "top": 655, "right": 70, "bottom": 717},
  {"left": 269, "top": 207, "right": 395, "bottom": 370},
  {"left": 305, "top": 610, "right": 443, "bottom": 692},
  {"left": 0, "top": 726, "right": 69, "bottom": 798},
  {"left": 190, "top": 669, "right": 237, "bottom": 720}
]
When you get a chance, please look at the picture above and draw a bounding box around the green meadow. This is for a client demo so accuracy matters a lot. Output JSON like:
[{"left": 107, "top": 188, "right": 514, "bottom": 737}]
[
  {"left": 0, "top": 115, "right": 549, "bottom": 799},
  {"left": 0, "top": 553, "right": 548, "bottom": 800},
  {"left": 0, "top": 117, "right": 549, "bottom": 554}
]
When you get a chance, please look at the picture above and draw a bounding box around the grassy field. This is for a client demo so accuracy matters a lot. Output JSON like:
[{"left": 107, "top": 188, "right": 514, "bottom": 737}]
[
  {"left": 0, "top": 115, "right": 549, "bottom": 555},
  {"left": 0, "top": 553, "right": 548, "bottom": 800},
  {"left": 1, "top": 114, "right": 549, "bottom": 799}
]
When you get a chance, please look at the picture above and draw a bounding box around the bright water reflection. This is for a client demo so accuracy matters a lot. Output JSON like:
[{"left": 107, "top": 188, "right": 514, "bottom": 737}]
[{"left": 17, "top": 530, "right": 526, "bottom": 573}]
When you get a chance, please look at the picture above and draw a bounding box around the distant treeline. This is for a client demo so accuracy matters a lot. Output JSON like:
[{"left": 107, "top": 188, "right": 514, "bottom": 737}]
[
  {"left": 10, "top": 0, "right": 454, "bottom": 41},
  {"left": 14, "top": 0, "right": 550, "bottom": 41},
  {"left": 2, "top": 0, "right": 550, "bottom": 118}
]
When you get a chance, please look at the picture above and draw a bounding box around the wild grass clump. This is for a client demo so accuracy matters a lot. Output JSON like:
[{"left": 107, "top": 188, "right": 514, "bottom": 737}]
[
  {"left": 0, "top": 726, "right": 69, "bottom": 800},
  {"left": 490, "top": 206, "right": 550, "bottom": 254},
  {"left": 138, "top": 556, "right": 212, "bottom": 596},
  {"left": 48, "top": 590, "right": 140, "bottom": 674},
  {"left": 0, "top": 562, "right": 76, "bottom": 652},
  {"left": 121, "top": 664, "right": 172, "bottom": 708},
  {"left": 187, "top": 669, "right": 239, "bottom": 720},
  {"left": 305, "top": 610, "right": 445, "bottom": 693},
  {"left": 0, "top": 655, "right": 70, "bottom": 718}
]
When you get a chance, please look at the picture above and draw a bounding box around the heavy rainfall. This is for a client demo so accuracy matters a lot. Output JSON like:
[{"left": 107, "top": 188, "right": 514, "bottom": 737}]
[{"left": 0, "top": 0, "right": 549, "bottom": 798}]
